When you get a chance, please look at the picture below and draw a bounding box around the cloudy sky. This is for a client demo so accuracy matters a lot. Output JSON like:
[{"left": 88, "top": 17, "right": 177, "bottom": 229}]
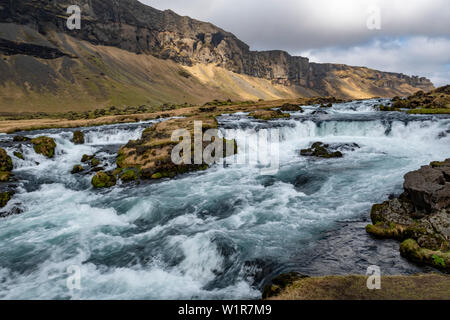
[{"left": 141, "top": 0, "right": 450, "bottom": 86}]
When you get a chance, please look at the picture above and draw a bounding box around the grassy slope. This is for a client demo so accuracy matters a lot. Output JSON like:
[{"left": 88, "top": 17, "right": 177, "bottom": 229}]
[
  {"left": 268, "top": 274, "right": 450, "bottom": 300},
  {"left": 0, "top": 31, "right": 301, "bottom": 113}
]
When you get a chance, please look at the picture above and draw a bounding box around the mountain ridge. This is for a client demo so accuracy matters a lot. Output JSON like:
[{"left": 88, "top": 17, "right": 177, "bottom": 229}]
[{"left": 0, "top": 0, "right": 435, "bottom": 112}]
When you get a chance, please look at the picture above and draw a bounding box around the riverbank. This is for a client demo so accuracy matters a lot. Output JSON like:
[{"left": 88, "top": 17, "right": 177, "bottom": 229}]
[
  {"left": 0, "top": 97, "right": 341, "bottom": 134},
  {"left": 265, "top": 274, "right": 450, "bottom": 300}
]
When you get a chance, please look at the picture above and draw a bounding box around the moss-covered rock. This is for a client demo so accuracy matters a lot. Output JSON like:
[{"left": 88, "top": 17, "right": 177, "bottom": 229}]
[
  {"left": 91, "top": 171, "right": 116, "bottom": 188},
  {"left": 367, "top": 160, "right": 450, "bottom": 270},
  {"left": 81, "top": 154, "right": 94, "bottom": 163},
  {"left": 366, "top": 222, "right": 406, "bottom": 240},
  {"left": 0, "top": 171, "right": 12, "bottom": 182},
  {"left": 300, "top": 142, "right": 343, "bottom": 159},
  {"left": 400, "top": 239, "right": 450, "bottom": 270},
  {"left": 31, "top": 136, "right": 56, "bottom": 158},
  {"left": 279, "top": 103, "right": 304, "bottom": 112},
  {"left": 71, "top": 164, "right": 84, "bottom": 174},
  {"left": 90, "top": 157, "right": 101, "bottom": 167},
  {"left": 117, "top": 117, "right": 238, "bottom": 181},
  {"left": 13, "top": 151, "right": 24, "bottom": 160},
  {"left": 250, "top": 109, "right": 291, "bottom": 121},
  {"left": 0, "top": 191, "right": 14, "bottom": 208},
  {"left": 0, "top": 148, "right": 13, "bottom": 172},
  {"left": 120, "top": 169, "right": 138, "bottom": 182},
  {"left": 72, "top": 131, "right": 85, "bottom": 145}
]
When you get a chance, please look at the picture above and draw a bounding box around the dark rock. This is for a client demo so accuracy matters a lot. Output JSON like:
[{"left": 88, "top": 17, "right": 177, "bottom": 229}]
[
  {"left": 279, "top": 103, "right": 304, "bottom": 112},
  {"left": 71, "top": 165, "right": 84, "bottom": 174},
  {"left": 300, "top": 142, "right": 343, "bottom": 159},
  {"left": 72, "top": 131, "right": 85, "bottom": 145},
  {"left": 0, "top": 206, "right": 23, "bottom": 218},
  {"left": 13, "top": 136, "right": 31, "bottom": 142},
  {"left": 81, "top": 154, "right": 94, "bottom": 163},
  {"left": 403, "top": 160, "right": 450, "bottom": 212},
  {"left": 0, "top": 148, "right": 13, "bottom": 172},
  {"left": 0, "top": 191, "right": 14, "bottom": 208}
]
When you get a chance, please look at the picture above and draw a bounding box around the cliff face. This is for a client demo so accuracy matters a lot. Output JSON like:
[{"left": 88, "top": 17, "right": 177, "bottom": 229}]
[{"left": 0, "top": 0, "right": 435, "bottom": 112}]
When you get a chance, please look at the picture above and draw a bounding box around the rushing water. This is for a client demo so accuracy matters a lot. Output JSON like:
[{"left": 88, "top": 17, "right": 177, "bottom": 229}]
[{"left": 0, "top": 100, "right": 450, "bottom": 300}]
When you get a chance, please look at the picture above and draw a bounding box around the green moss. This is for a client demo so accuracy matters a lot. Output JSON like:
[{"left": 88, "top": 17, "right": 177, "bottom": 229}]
[
  {"left": 120, "top": 169, "right": 138, "bottom": 182},
  {"left": 407, "top": 108, "right": 450, "bottom": 114},
  {"left": 0, "top": 148, "right": 13, "bottom": 172},
  {"left": 31, "top": 136, "right": 56, "bottom": 158},
  {"left": 400, "top": 239, "right": 450, "bottom": 270},
  {"left": 91, "top": 171, "right": 116, "bottom": 188},
  {"left": 0, "top": 171, "right": 11, "bottom": 182},
  {"left": 13, "top": 151, "right": 24, "bottom": 160},
  {"left": 432, "top": 254, "right": 446, "bottom": 268},
  {"left": 90, "top": 158, "right": 101, "bottom": 167},
  {"left": 430, "top": 161, "right": 449, "bottom": 168},
  {"left": 0, "top": 191, "right": 13, "bottom": 208},
  {"left": 81, "top": 154, "right": 94, "bottom": 163},
  {"left": 378, "top": 105, "right": 401, "bottom": 112},
  {"left": 151, "top": 172, "right": 163, "bottom": 179},
  {"left": 366, "top": 222, "right": 404, "bottom": 239},
  {"left": 71, "top": 165, "right": 84, "bottom": 174},
  {"left": 116, "top": 152, "right": 126, "bottom": 168}
]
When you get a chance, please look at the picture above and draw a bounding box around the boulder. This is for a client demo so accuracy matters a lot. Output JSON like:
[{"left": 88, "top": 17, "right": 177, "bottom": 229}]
[
  {"left": 71, "top": 165, "right": 84, "bottom": 174},
  {"left": 0, "top": 148, "right": 13, "bottom": 172},
  {"left": 279, "top": 103, "right": 304, "bottom": 112},
  {"left": 81, "top": 154, "right": 94, "bottom": 163},
  {"left": 72, "top": 131, "right": 85, "bottom": 144},
  {"left": 403, "top": 159, "right": 450, "bottom": 212},
  {"left": 300, "top": 142, "right": 343, "bottom": 159},
  {"left": 91, "top": 171, "right": 116, "bottom": 188},
  {"left": 0, "top": 191, "right": 14, "bottom": 208},
  {"left": 13, "top": 136, "right": 31, "bottom": 142},
  {"left": 31, "top": 136, "right": 56, "bottom": 158},
  {"left": 250, "top": 109, "right": 291, "bottom": 121}
]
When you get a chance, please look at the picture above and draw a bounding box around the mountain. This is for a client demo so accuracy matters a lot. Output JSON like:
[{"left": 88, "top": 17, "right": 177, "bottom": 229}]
[{"left": 0, "top": 0, "right": 434, "bottom": 113}]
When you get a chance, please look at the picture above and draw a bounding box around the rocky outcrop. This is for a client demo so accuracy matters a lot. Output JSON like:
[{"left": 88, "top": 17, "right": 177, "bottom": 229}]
[
  {"left": 300, "top": 142, "right": 344, "bottom": 159},
  {"left": 91, "top": 171, "right": 116, "bottom": 188},
  {"left": 31, "top": 136, "right": 56, "bottom": 158},
  {"left": 0, "top": 0, "right": 434, "bottom": 105},
  {"left": 116, "top": 116, "right": 237, "bottom": 180},
  {"left": 366, "top": 159, "right": 450, "bottom": 270}
]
